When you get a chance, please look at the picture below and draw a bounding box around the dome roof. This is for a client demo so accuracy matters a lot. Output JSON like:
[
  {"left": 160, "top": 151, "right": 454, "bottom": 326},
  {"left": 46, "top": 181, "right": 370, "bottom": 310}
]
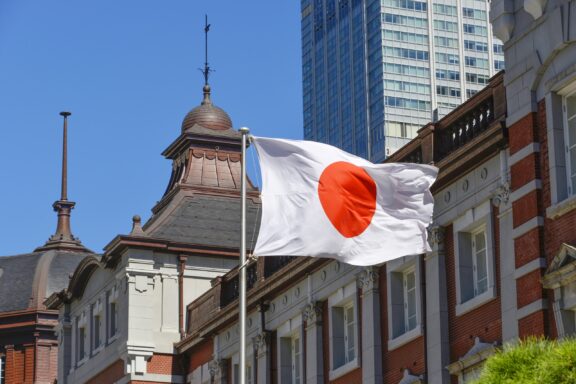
[
  {"left": 181, "top": 85, "right": 233, "bottom": 132},
  {"left": 0, "top": 249, "right": 93, "bottom": 312}
]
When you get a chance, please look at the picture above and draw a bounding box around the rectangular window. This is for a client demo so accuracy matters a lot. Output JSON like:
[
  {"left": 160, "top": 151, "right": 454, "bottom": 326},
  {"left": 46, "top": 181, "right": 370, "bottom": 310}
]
[
  {"left": 328, "top": 282, "right": 358, "bottom": 378},
  {"left": 494, "top": 60, "right": 505, "bottom": 71},
  {"left": 433, "top": 3, "right": 457, "bottom": 16},
  {"left": 463, "top": 24, "right": 487, "bottom": 36},
  {"left": 292, "top": 336, "right": 301, "bottom": 384},
  {"left": 387, "top": 257, "right": 422, "bottom": 349},
  {"left": 78, "top": 325, "right": 86, "bottom": 361},
  {"left": 0, "top": 355, "right": 4, "bottom": 384},
  {"left": 454, "top": 201, "right": 496, "bottom": 316},
  {"left": 472, "top": 228, "right": 488, "bottom": 296},
  {"left": 434, "top": 20, "right": 458, "bottom": 32},
  {"left": 93, "top": 313, "right": 102, "bottom": 350},
  {"left": 564, "top": 91, "right": 576, "bottom": 194},
  {"left": 462, "top": 7, "right": 487, "bottom": 19},
  {"left": 403, "top": 269, "right": 417, "bottom": 332},
  {"left": 467, "top": 89, "right": 479, "bottom": 98},
  {"left": 109, "top": 300, "right": 118, "bottom": 339}
]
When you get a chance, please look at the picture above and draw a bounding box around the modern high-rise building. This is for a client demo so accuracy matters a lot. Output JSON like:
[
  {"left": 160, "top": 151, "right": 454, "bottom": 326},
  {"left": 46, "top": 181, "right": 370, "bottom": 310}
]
[{"left": 301, "top": 0, "right": 505, "bottom": 162}]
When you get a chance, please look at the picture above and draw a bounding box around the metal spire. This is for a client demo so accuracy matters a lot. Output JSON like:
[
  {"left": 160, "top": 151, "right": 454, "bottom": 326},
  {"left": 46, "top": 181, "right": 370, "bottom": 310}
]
[
  {"left": 200, "top": 15, "right": 214, "bottom": 106},
  {"left": 202, "top": 14, "right": 212, "bottom": 86},
  {"left": 36, "top": 112, "right": 88, "bottom": 252}
]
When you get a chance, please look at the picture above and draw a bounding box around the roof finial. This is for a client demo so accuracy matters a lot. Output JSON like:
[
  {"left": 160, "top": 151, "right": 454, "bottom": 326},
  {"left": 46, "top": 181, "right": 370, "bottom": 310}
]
[
  {"left": 200, "top": 15, "right": 213, "bottom": 105},
  {"left": 35, "top": 112, "right": 88, "bottom": 252},
  {"left": 60, "top": 111, "right": 70, "bottom": 201},
  {"left": 202, "top": 14, "right": 212, "bottom": 86}
]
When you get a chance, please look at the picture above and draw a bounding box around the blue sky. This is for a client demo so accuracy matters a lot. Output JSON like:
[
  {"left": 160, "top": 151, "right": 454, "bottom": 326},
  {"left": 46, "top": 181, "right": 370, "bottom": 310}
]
[{"left": 0, "top": 1, "right": 302, "bottom": 255}]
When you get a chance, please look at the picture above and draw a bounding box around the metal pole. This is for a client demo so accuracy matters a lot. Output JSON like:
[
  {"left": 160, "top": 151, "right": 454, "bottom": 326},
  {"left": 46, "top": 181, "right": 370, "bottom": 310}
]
[{"left": 239, "top": 127, "right": 249, "bottom": 384}]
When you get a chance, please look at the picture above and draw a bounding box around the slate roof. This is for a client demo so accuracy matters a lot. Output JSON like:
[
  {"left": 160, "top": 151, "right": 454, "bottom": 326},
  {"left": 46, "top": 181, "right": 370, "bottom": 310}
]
[
  {"left": 147, "top": 194, "right": 261, "bottom": 249},
  {"left": 0, "top": 250, "right": 92, "bottom": 312}
]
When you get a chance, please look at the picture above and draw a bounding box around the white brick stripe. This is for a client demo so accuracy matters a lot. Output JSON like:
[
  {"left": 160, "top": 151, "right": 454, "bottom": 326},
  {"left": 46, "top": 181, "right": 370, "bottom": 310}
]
[
  {"left": 510, "top": 179, "right": 542, "bottom": 202},
  {"left": 514, "top": 258, "right": 547, "bottom": 279},
  {"left": 509, "top": 143, "right": 540, "bottom": 166},
  {"left": 516, "top": 299, "right": 547, "bottom": 320},
  {"left": 512, "top": 216, "right": 544, "bottom": 239}
]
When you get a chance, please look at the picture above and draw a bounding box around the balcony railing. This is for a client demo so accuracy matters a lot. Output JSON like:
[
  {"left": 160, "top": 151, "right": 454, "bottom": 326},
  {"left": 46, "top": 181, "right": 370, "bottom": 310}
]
[
  {"left": 435, "top": 96, "right": 494, "bottom": 161},
  {"left": 220, "top": 261, "right": 258, "bottom": 307}
]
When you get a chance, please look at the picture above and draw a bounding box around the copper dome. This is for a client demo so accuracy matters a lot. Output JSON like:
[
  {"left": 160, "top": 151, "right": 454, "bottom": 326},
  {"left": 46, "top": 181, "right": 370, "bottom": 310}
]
[{"left": 181, "top": 85, "right": 233, "bottom": 132}]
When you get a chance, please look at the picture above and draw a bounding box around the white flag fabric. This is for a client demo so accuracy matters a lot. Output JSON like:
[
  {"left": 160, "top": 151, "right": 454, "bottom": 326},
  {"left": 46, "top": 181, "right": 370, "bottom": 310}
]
[{"left": 252, "top": 137, "right": 438, "bottom": 266}]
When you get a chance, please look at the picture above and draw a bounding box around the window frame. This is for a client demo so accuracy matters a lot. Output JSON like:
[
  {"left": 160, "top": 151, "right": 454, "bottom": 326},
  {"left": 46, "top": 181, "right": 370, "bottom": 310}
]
[
  {"left": 232, "top": 347, "right": 254, "bottom": 384},
  {"left": 328, "top": 281, "right": 359, "bottom": 380},
  {"left": 387, "top": 255, "right": 423, "bottom": 350},
  {"left": 277, "top": 315, "right": 303, "bottom": 384},
  {"left": 544, "top": 79, "right": 576, "bottom": 212},
  {"left": 0, "top": 354, "right": 5, "bottom": 384},
  {"left": 454, "top": 201, "right": 497, "bottom": 316},
  {"left": 75, "top": 311, "right": 88, "bottom": 366},
  {"left": 562, "top": 86, "right": 576, "bottom": 196}
]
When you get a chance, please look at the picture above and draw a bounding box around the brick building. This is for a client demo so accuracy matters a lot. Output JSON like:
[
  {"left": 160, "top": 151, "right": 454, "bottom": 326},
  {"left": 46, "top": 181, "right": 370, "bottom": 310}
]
[{"left": 42, "top": 0, "right": 576, "bottom": 381}]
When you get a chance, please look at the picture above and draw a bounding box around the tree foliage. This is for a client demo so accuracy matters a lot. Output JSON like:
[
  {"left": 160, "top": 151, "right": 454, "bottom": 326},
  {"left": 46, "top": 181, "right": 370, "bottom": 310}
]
[{"left": 473, "top": 337, "right": 576, "bottom": 384}]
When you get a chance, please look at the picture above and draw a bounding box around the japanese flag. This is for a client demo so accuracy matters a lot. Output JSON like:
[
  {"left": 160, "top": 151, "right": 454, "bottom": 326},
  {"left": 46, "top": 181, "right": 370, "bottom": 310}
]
[{"left": 252, "top": 137, "right": 438, "bottom": 266}]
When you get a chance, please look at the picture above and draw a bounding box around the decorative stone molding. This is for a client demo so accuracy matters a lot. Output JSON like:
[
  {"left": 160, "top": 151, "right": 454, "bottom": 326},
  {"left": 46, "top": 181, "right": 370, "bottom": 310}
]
[
  {"left": 490, "top": 0, "right": 515, "bottom": 42},
  {"left": 492, "top": 182, "right": 510, "bottom": 207},
  {"left": 252, "top": 331, "right": 270, "bottom": 353},
  {"left": 428, "top": 225, "right": 445, "bottom": 249},
  {"left": 399, "top": 369, "right": 425, "bottom": 384},
  {"left": 524, "top": 0, "right": 547, "bottom": 19},
  {"left": 447, "top": 337, "right": 499, "bottom": 375},
  {"left": 209, "top": 359, "right": 225, "bottom": 377},
  {"left": 303, "top": 301, "right": 323, "bottom": 325},
  {"left": 357, "top": 267, "right": 379, "bottom": 291}
]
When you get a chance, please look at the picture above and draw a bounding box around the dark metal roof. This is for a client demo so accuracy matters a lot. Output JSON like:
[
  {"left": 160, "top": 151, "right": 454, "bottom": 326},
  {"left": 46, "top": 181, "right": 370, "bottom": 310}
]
[
  {"left": 0, "top": 250, "right": 92, "bottom": 313},
  {"left": 147, "top": 194, "right": 261, "bottom": 249}
]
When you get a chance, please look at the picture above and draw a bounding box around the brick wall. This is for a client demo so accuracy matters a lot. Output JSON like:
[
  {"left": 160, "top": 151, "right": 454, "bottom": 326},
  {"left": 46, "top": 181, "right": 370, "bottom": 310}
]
[
  {"left": 147, "top": 353, "right": 184, "bottom": 375},
  {"left": 187, "top": 337, "right": 213, "bottom": 374},
  {"left": 86, "top": 359, "right": 125, "bottom": 384},
  {"left": 4, "top": 344, "right": 35, "bottom": 384}
]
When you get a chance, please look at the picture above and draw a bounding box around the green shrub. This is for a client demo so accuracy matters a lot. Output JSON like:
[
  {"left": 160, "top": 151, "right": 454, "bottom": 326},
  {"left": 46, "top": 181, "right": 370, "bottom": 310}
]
[{"left": 473, "top": 337, "right": 576, "bottom": 384}]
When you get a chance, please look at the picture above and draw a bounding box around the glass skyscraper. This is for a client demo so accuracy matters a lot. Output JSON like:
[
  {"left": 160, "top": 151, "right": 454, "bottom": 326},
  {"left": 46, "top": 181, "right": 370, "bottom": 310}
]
[{"left": 301, "top": 0, "right": 504, "bottom": 162}]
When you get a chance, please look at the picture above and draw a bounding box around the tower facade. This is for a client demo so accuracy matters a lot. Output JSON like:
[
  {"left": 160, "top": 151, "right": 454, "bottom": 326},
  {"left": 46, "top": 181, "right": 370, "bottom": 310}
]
[{"left": 301, "top": 0, "right": 505, "bottom": 162}]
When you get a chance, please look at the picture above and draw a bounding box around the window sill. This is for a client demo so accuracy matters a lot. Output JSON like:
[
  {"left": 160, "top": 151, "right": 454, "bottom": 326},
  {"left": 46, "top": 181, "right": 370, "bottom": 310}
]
[
  {"left": 547, "top": 194, "right": 576, "bottom": 219},
  {"left": 76, "top": 356, "right": 88, "bottom": 368},
  {"left": 91, "top": 344, "right": 104, "bottom": 357},
  {"left": 107, "top": 332, "right": 120, "bottom": 345},
  {"left": 329, "top": 357, "right": 360, "bottom": 381},
  {"left": 456, "top": 287, "right": 496, "bottom": 317},
  {"left": 388, "top": 325, "right": 423, "bottom": 351}
]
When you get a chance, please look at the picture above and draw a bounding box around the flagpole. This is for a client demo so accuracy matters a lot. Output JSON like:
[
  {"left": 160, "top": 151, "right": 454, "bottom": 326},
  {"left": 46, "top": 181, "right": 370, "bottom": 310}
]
[{"left": 239, "top": 127, "right": 249, "bottom": 384}]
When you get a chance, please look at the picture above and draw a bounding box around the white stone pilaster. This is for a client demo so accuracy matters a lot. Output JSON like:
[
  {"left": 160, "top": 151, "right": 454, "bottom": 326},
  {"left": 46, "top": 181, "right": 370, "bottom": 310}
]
[
  {"left": 357, "top": 267, "right": 383, "bottom": 384},
  {"left": 425, "top": 226, "right": 450, "bottom": 384},
  {"left": 303, "top": 302, "right": 323, "bottom": 384}
]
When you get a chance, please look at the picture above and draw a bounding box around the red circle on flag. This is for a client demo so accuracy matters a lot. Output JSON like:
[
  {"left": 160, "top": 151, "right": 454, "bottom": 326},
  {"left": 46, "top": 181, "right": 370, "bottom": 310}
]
[{"left": 318, "top": 161, "right": 377, "bottom": 238}]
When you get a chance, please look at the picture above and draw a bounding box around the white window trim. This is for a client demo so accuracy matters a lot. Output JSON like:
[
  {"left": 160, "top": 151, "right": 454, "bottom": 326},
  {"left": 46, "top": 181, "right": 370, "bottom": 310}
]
[
  {"left": 454, "top": 201, "right": 497, "bottom": 316},
  {"left": 277, "top": 315, "right": 303, "bottom": 384},
  {"left": 562, "top": 84, "right": 576, "bottom": 197},
  {"left": 0, "top": 354, "right": 5, "bottom": 384},
  {"left": 328, "top": 281, "right": 360, "bottom": 381},
  {"left": 386, "top": 255, "right": 423, "bottom": 350},
  {"left": 546, "top": 79, "right": 576, "bottom": 207},
  {"left": 91, "top": 298, "right": 104, "bottom": 355},
  {"left": 76, "top": 311, "right": 89, "bottom": 367},
  {"left": 231, "top": 347, "right": 254, "bottom": 384},
  {"left": 107, "top": 286, "right": 120, "bottom": 343}
]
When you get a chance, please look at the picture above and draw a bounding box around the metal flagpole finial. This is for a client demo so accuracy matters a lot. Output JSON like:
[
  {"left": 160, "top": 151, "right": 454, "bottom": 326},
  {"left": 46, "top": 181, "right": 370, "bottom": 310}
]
[{"left": 201, "top": 14, "right": 213, "bottom": 86}]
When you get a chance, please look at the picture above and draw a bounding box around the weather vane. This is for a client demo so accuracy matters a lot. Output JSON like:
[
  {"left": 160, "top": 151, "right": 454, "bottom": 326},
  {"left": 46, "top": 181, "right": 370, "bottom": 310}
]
[{"left": 201, "top": 14, "right": 213, "bottom": 86}]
